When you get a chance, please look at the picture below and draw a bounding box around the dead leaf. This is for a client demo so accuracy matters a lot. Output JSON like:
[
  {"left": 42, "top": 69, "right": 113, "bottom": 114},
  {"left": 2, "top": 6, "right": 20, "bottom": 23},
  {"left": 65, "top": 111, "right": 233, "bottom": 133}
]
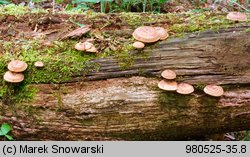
[
  {"left": 92, "top": 29, "right": 104, "bottom": 40},
  {"left": 61, "top": 25, "right": 91, "bottom": 40}
]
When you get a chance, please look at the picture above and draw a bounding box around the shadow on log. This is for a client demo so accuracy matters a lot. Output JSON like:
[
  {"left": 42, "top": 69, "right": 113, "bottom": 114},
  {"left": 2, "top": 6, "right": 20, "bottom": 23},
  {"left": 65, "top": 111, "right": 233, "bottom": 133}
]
[{"left": 0, "top": 26, "right": 250, "bottom": 140}]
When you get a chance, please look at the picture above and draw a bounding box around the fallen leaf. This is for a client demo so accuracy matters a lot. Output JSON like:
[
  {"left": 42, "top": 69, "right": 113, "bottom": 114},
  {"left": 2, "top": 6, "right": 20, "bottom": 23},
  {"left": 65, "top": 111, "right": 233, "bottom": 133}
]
[{"left": 61, "top": 25, "right": 91, "bottom": 40}]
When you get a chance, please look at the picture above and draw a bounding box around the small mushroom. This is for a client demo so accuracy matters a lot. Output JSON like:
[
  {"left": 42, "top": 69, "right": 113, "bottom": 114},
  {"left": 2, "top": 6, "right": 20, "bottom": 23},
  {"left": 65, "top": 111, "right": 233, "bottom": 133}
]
[
  {"left": 158, "top": 80, "right": 177, "bottom": 91},
  {"left": 226, "top": 12, "right": 247, "bottom": 21},
  {"left": 161, "top": 69, "right": 176, "bottom": 80},
  {"left": 132, "top": 26, "right": 160, "bottom": 43},
  {"left": 86, "top": 46, "right": 98, "bottom": 53},
  {"left": 204, "top": 85, "right": 224, "bottom": 97},
  {"left": 83, "top": 41, "right": 93, "bottom": 50},
  {"left": 8, "top": 60, "right": 28, "bottom": 72},
  {"left": 74, "top": 42, "right": 85, "bottom": 51},
  {"left": 177, "top": 83, "right": 194, "bottom": 95},
  {"left": 3, "top": 71, "right": 24, "bottom": 83},
  {"left": 75, "top": 42, "right": 97, "bottom": 53},
  {"left": 34, "top": 61, "right": 44, "bottom": 68},
  {"left": 133, "top": 41, "right": 145, "bottom": 49},
  {"left": 154, "top": 27, "right": 169, "bottom": 40}
]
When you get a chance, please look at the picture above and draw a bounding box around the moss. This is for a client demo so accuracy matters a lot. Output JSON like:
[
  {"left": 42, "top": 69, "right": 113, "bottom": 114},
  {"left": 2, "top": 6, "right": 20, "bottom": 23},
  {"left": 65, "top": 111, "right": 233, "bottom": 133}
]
[
  {"left": 138, "top": 68, "right": 146, "bottom": 76},
  {"left": 0, "top": 4, "right": 48, "bottom": 16},
  {"left": 107, "top": 41, "right": 152, "bottom": 70},
  {"left": 158, "top": 92, "right": 193, "bottom": 110},
  {"left": 0, "top": 40, "right": 99, "bottom": 83},
  {"left": 52, "top": 91, "right": 63, "bottom": 108},
  {"left": 246, "top": 28, "right": 250, "bottom": 32},
  {"left": 15, "top": 103, "right": 40, "bottom": 117},
  {"left": 120, "top": 13, "right": 153, "bottom": 26},
  {"left": 0, "top": 83, "right": 37, "bottom": 105},
  {"left": 0, "top": 40, "right": 100, "bottom": 104},
  {"left": 76, "top": 118, "right": 94, "bottom": 126},
  {"left": 114, "top": 44, "right": 135, "bottom": 70},
  {"left": 194, "top": 82, "right": 206, "bottom": 91},
  {"left": 119, "top": 11, "right": 247, "bottom": 37},
  {"left": 169, "top": 12, "right": 233, "bottom": 36},
  {"left": 198, "top": 95, "right": 220, "bottom": 107}
]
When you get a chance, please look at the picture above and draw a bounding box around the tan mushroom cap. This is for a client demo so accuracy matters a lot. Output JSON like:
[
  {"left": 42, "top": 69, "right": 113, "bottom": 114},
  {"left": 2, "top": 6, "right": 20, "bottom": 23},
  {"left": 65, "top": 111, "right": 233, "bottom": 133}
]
[
  {"left": 8, "top": 60, "right": 28, "bottom": 72},
  {"left": 83, "top": 41, "right": 93, "bottom": 50},
  {"left": 158, "top": 80, "right": 177, "bottom": 91},
  {"left": 154, "top": 27, "right": 169, "bottom": 40},
  {"left": 133, "top": 41, "right": 145, "bottom": 49},
  {"left": 75, "top": 42, "right": 85, "bottom": 51},
  {"left": 177, "top": 83, "right": 194, "bottom": 95},
  {"left": 132, "top": 26, "right": 160, "bottom": 43},
  {"left": 75, "top": 41, "right": 97, "bottom": 53},
  {"left": 3, "top": 71, "right": 24, "bottom": 83},
  {"left": 226, "top": 12, "right": 247, "bottom": 21},
  {"left": 34, "top": 61, "right": 44, "bottom": 68},
  {"left": 86, "top": 46, "right": 98, "bottom": 53},
  {"left": 204, "top": 85, "right": 224, "bottom": 97},
  {"left": 161, "top": 69, "right": 176, "bottom": 80}
]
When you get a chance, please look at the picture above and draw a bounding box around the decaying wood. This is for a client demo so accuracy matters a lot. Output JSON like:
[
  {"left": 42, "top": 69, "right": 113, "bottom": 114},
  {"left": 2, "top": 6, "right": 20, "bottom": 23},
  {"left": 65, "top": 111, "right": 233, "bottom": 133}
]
[{"left": 0, "top": 26, "right": 250, "bottom": 140}]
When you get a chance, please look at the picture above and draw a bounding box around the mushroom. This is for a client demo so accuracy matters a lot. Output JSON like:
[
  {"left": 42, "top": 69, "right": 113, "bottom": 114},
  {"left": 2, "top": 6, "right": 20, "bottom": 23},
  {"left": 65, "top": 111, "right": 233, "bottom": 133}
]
[
  {"left": 86, "top": 46, "right": 98, "bottom": 53},
  {"left": 133, "top": 41, "right": 145, "bottom": 49},
  {"left": 158, "top": 80, "right": 177, "bottom": 91},
  {"left": 34, "top": 61, "right": 44, "bottom": 68},
  {"left": 177, "top": 83, "right": 194, "bottom": 95},
  {"left": 3, "top": 71, "right": 24, "bottom": 83},
  {"left": 83, "top": 41, "right": 93, "bottom": 50},
  {"left": 161, "top": 69, "right": 176, "bottom": 80},
  {"left": 154, "top": 27, "right": 169, "bottom": 40},
  {"left": 204, "top": 85, "right": 224, "bottom": 97},
  {"left": 8, "top": 60, "right": 28, "bottom": 72},
  {"left": 132, "top": 26, "right": 160, "bottom": 43},
  {"left": 226, "top": 12, "right": 247, "bottom": 21},
  {"left": 75, "top": 42, "right": 97, "bottom": 53},
  {"left": 75, "top": 42, "right": 86, "bottom": 51}
]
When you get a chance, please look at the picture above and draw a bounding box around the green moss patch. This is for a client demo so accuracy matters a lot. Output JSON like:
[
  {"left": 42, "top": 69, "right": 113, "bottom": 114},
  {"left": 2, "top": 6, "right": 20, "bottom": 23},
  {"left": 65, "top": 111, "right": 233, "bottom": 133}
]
[
  {"left": 0, "top": 40, "right": 99, "bottom": 104},
  {"left": 0, "top": 4, "right": 48, "bottom": 15}
]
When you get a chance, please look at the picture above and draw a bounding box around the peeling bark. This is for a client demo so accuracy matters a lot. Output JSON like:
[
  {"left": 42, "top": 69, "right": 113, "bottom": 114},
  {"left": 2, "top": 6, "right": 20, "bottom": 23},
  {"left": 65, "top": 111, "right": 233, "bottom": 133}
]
[{"left": 0, "top": 26, "right": 250, "bottom": 140}]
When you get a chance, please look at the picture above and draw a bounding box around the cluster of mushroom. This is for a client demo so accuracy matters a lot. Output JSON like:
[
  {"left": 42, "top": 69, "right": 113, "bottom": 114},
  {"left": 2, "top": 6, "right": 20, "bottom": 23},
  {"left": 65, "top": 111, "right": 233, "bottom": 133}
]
[
  {"left": 158, "top": 69, "right": 224, "bottom": 97},
  {"left": 132, "top": 26, "right": 169, "bottom": 49},
  {"left": 226, "top": 12, "right": 247, "bottom": 22},
  {"left": 3, "top": 60, "right": 28, "bottom": 83},
  {"left": 158, "top": 70, "right": 194, "bottom": 95},
  {"left": 75, "top": 41, "right": 97, "bottom": 53},
  {"left": 3, "top": 60, "right": 45, "bottom": 83}
]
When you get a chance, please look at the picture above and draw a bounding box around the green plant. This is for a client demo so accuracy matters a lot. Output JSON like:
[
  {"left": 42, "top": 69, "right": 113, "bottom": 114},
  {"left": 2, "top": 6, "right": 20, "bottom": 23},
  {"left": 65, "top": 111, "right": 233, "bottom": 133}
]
[
  {"left": 67, "top": 0, "right": 169, "bottom": 13},
  {"left": 119, "top": 0, "right": 169, "bottom": 12},
  {"left": 67, "top": 0, "right": 113, "bottom": 13},
  {"left": 242, "top": 130, "right": 250, "bottom": 141},
  {"left": 0, "top": 0, "right": 10, "bottom": 5},
  {"left": 0, "top": 123, "right": 13, "bottom": 141},
  {"left": 66, "top": 0, "right": 91, "bottom": 12},
  {"left": 100, "top": 0, "right": 113, "bottom": 12}
]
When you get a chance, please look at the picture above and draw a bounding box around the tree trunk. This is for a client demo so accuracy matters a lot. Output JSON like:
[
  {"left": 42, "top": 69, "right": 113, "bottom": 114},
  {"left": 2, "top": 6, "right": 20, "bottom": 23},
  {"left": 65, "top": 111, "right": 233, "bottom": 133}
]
[{"left": 0, "top": 26, "right": 250, "bottom": 140}]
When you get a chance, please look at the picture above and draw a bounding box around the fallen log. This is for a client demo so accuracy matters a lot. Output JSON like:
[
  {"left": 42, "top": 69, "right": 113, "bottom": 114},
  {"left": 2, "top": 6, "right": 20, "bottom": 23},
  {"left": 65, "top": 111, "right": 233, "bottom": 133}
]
[{"left": 0, "top": 26, "right": 250, "bottom": 140}]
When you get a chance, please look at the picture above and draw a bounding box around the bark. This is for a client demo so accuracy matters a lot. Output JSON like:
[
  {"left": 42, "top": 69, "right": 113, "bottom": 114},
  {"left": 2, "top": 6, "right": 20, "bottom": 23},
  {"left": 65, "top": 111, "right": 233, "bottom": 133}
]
[{"left": 0, "top": 26, "right": 250, "bottom": 140}]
